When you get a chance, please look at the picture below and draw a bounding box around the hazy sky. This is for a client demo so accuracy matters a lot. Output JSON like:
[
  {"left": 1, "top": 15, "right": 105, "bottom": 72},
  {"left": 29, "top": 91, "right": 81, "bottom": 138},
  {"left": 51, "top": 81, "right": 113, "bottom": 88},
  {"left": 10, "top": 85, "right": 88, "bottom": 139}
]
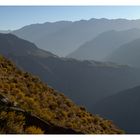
[{"left": 1, "top": 6, "right": 140, "bottom": 30}]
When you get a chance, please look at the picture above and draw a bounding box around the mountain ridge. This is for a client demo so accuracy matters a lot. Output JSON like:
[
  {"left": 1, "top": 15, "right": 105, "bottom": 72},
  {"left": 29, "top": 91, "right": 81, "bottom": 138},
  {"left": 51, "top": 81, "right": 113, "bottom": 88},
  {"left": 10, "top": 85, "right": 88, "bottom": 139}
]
[
  {"left": 106, "top": 38, "right": 140, "bottom": 68},
  {"left": 67, "top": 28, "right": 140, "bottom": 61},
  {"left": 13, "top": 18, "right": 140, "bottom": 56}
]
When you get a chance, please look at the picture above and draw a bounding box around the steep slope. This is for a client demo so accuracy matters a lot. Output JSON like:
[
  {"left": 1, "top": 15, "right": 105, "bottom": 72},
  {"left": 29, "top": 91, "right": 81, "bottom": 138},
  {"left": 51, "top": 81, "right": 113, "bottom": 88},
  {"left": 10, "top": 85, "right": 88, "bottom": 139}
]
[
  {"left": 13, "top": 18, "right": 140, "bottom": 56},
  {"left": 92, "top": 85, "right": 140, "bottom": 134},
  {"left": 106, "top": 38, "right": 140, "bottom": 68},
  {"left": 1, "top": 33, "right": 140, "bottom": 112},
  {"left": 0, "top": 55, "right": 123, "bottom": 134},
  {"left": 67, "top": 29, "right": 140, "bottom": 61}
]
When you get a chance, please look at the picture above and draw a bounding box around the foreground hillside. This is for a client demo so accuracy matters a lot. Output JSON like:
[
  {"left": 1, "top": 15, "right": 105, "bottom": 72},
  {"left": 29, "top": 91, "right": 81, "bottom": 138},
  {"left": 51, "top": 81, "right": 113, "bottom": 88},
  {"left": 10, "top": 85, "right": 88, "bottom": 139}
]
[{"left": 0, "top": 56, "right": 123, "bottom": 134}]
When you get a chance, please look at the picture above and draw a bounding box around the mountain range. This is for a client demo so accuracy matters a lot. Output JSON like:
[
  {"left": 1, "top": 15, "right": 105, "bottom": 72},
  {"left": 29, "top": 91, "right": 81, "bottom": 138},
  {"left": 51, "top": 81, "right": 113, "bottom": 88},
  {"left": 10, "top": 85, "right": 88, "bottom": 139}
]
[
  {"left": 1, "top": 33, "right": 140, "bottom": 112},
  {"left": 2, "top": 18, "right": 140, "bottom": 134},
  {"left": 67, "top": 28, "right": 140, "bottom": 61},
  {"left": 12, "top": 18, "right": 140, "bottom": 56}
]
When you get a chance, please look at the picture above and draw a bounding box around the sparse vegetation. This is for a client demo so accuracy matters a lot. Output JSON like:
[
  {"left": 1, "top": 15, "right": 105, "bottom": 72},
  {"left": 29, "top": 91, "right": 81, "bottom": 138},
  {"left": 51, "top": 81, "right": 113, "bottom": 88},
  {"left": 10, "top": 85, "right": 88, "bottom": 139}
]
[
  {"left": 0, "top": 55, "right": 123, "bottom": 134},
  {"left": 0, "top": 111, "right": 25, "bottom": 134},
  {"left": 25, "top": 126, "right": 44, "bottom": 134}
]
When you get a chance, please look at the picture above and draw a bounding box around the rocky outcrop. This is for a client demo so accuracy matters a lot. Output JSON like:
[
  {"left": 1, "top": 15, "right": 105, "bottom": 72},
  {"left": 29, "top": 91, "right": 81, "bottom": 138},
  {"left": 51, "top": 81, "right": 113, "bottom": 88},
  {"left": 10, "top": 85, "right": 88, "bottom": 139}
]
[{"left": 0, "top": 94, "right": 82, "bottom": 134}]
